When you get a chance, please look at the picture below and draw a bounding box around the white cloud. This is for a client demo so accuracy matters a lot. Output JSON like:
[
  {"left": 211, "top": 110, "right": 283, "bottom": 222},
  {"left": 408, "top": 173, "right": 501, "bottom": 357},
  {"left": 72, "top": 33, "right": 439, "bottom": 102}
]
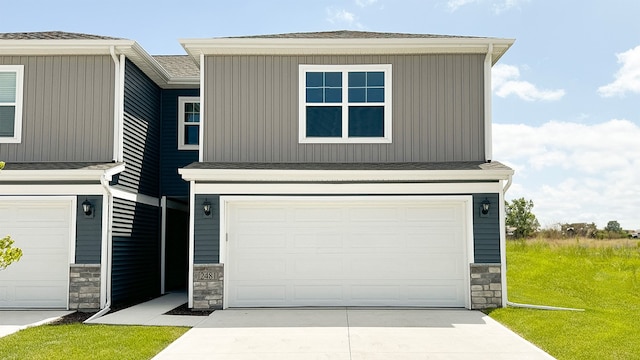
[
  {"left": 446, "top": 0, "right": 527, "bottom": 13},
  {"left": 598, "top": 45, "right": 640, "bottom": 97},
  {"left": 493, "top": 64, "right": 566, "bottom": 101},
  {"left": 326, "top": 7, "right": 357, "bottom": 24},
  {"left": 355, "top": 0, "right": 378, "bottom": 7},
  {"left": 494, "top": 119, "right": 640, "bottom": 229},
  {"left": 447, "top": 0, "right": 478, "bottom": 12}
]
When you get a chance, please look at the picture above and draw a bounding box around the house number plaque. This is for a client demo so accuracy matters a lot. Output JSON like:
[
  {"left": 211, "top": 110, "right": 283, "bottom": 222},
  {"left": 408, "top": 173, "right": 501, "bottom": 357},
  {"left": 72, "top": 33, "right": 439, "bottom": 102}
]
[{"left": 199, "top": 272, "right": 214, "bottom": 280}]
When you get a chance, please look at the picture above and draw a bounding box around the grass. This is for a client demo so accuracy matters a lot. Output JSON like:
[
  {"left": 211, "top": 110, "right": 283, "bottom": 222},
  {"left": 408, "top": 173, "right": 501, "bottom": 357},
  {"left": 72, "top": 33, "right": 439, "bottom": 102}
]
[
  {"left": 489, "top": 238, "right": 640, "bottom": 360},
  {"left": 0, "top": 323, "right": 188, "bottom": 360}
]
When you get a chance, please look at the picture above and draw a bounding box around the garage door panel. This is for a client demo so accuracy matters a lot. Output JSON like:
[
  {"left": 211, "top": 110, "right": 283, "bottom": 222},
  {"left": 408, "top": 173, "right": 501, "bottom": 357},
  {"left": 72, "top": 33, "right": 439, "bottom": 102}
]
[
  {"left": 227, "top": 199, "right": 468, "bottom": 308},
  {"left": 0, "top": 199, "right": 72, "bottom": 309}
]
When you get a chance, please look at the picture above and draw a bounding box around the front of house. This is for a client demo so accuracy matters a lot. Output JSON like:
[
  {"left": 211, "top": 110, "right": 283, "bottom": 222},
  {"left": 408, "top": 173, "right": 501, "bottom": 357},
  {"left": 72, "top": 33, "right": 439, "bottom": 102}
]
[{"left": 0, "top": 30, "right": 513, "bottom": 312}]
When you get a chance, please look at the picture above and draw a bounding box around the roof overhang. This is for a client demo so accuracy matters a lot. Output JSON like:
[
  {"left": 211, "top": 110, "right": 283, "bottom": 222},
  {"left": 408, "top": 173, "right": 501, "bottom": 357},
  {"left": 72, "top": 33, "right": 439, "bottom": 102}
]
[
  {"left": 179, "top": 163, "right": 514, "bottom": 183},
  {"left": 179, "top": 37, "right": 514, "bottom": 65},
  {"left": 0, "top": 163, "right": 125, "bottom": 182},
  {"left": 0, "top": 39, "right": 198, "bottom": 89}
]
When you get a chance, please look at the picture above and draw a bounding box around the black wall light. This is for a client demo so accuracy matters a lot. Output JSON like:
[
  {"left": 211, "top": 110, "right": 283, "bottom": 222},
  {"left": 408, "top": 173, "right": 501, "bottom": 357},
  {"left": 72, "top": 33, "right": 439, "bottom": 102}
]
[
  {"left": 202, "top": 199, "right": 212, "bottom": 217},
  {"left": 82, "top": 198, "right": 94, "bottom": 218},
  {"left": 480, "top": 198, "right": 491, "bottom": 215}
]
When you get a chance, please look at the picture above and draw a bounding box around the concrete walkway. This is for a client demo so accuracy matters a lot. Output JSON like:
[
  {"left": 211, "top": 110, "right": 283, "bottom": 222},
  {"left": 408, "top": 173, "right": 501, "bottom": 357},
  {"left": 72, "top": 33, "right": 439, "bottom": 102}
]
[
  {"left": 153, "top": 308, "right": 556, "bottom": 359},
  {"left": 85, "top": 292, "right": 207, "bottom": 327},
  {"left": 0, "top": 310, "right": 73, "bottom": 338}
]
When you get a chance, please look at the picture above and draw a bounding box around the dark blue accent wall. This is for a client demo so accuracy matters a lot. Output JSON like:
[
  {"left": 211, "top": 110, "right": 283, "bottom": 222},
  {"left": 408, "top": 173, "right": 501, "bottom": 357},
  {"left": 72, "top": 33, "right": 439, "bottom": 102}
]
[
  {"left": 111, "top": 197, "right": 160, "bottom": 305},
  {"left": 160, "top": 89, "right": 199, "bottom": 198},
  {"left": 117, "top": 59, "right": 161, "bottom": 197},
  {"left": 194, "top": 194, "right": 220, "bottom": 264},
  {"left": 75, "top": 195, "right": 103, "bottom": 264},
  {"left": 473, "top": 193, "right": 501, "bottom": 263}
]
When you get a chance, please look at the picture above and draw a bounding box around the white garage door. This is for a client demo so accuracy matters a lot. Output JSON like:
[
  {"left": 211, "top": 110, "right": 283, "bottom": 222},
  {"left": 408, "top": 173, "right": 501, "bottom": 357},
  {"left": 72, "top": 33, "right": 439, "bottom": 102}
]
[
  {"left": 226, "top": 197, "right": 469, "bottom": 308},
  {"left": 0, "top": 199, "right": 72, "bottom": 308}
]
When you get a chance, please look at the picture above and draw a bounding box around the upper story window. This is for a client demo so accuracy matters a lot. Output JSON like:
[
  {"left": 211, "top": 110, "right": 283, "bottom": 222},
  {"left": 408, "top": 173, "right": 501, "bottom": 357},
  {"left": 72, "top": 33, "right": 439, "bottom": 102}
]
[
  {"left": 178, "top": 96, "right": 200, "bottom": 150},
  {"left": 0, "top": 65, "right": 24, "bottom": 143},
  {"left": 299, "top": 64, "right": 392, "bottom": 143}
]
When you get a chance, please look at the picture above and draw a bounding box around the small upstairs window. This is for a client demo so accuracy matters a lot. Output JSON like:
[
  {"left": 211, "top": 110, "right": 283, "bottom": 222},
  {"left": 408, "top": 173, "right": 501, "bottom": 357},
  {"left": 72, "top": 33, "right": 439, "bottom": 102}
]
[
  {"left": 299, "top": 64, "right": 392, "bottom": 143},
  {"left": 178, "top": 96, "right": 200, "bottom": 150},
  {"left": 0, "top": 65, "right": 24, "bottom": 143}
]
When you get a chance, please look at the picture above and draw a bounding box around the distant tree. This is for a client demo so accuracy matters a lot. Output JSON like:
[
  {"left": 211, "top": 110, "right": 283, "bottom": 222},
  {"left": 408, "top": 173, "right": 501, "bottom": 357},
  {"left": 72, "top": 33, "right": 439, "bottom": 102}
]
[
  {"left": 505, "top": 197, "right": 540, "bottom": 239},
  {"left": 0, "top": 161, "right": 24, "bottom": 270},
  {"left": 604, "top": 220, "right": 623, "bottom": 233}
]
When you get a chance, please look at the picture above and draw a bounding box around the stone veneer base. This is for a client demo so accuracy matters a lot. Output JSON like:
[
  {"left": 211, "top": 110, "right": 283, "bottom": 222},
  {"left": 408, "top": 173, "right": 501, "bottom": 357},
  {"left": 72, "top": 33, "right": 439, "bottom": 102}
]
[
  {"left": 470, "top": 263, "right": 502, "bottom": 309},
  {"left": 193, "top": 264, "right": 224, "bottom": 310},
  {"left": 69, "top": 264, "right": 101, "bottom": 311}
]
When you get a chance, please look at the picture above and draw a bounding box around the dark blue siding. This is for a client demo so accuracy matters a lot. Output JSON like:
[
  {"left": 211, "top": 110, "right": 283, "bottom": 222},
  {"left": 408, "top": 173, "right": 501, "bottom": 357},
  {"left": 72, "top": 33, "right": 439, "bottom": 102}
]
[
  {"left": 160, "top": 89, "right": 199, "bottom": 198},
  {"left": 111, "top": 197, "right": 160, "bottom": 305},
  {"left": 473, "top": 193, "right": 501, "bottom": 263},
  {"left": 75, "top": 195, "right": 103, "bottom": 264},
  {"left": 194, "top": 194, "right": 219, "bottom": 264},
  {"left": 117, "top": 59, "right": 161, "bottom": 197}
]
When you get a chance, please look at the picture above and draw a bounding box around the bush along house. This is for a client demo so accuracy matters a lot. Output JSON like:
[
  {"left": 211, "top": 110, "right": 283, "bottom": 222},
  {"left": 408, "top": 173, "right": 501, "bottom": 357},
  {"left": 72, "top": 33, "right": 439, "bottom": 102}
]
[{"left": 0, "top": 30, "right": 514, "bottom": 312}]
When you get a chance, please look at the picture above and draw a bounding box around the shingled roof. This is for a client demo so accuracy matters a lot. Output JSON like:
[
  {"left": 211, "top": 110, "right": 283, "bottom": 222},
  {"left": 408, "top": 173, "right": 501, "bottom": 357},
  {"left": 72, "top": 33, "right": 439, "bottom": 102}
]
[
  {"left": 0, "top": 31, "right": 123, "bottom": 40},
  {"left": 224, "top": 30, "right": 479, "bottom": 39},
  {"left": 153, "top": 55, "right": 199, "bottom": 78}
]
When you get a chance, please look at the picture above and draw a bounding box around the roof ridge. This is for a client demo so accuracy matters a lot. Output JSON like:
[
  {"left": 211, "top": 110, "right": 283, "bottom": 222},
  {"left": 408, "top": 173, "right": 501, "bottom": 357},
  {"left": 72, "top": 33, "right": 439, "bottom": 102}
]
[{"left": 0, "top": 31, "right": 124, "bottom": 40}]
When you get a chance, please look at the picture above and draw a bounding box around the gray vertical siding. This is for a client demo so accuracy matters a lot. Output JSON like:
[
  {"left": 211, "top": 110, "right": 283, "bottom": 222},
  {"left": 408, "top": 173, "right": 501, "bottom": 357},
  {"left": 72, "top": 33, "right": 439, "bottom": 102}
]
[
  {"left": 203, "top": 54, "right": 485, "bottom": 163},
  {"left": 160, "top": 89, "right": 199, "bottom": 198},
  {"left": 0, "top": 56, "right": 114, "bottom": 161},
  {"left": 111, "top": 197, "right": 160, "bottom": 305},
  {"left": 75, "top": 195, "right": 103, "bottom": 264},
  {"left": 117, "top": 59, "right": 161, "bottom": 196},
  {"left": 194, "top": 194, "right": 220, "bottom": 264},
  {"left": 473, "top": 193, "right": 501, "bottom": 263}
]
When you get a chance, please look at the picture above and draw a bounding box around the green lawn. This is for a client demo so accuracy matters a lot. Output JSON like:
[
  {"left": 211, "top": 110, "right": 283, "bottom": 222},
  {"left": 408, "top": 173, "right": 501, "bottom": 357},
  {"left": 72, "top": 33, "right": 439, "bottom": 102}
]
[
  {"left": 489, "top": 239, "right": 640, "bottom": 360},
  {"left": 0, "top": 323, "right": 188, "bottom": 360}
]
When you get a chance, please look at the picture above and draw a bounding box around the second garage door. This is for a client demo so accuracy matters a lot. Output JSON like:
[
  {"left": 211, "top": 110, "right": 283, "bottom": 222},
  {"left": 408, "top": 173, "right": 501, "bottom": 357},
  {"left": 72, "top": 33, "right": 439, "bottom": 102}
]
[{"left": 226, "top": 197, "right": 469, "bottom": 308}]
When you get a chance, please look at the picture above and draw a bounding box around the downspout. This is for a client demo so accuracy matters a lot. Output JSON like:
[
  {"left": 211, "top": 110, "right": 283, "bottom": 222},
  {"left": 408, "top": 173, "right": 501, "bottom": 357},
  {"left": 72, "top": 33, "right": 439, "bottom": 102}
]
[
  {"left": 501, "top": 174, "right": 584, "bottom": 312},
  {"left": 484, "top": 43, "right": 493, "bottom": 162},
  {"left": 85, "top": 174, "right": 115, "bottom": 322},
  {"left": 109, "top": 46, "right": 120, "bottom": 162}
]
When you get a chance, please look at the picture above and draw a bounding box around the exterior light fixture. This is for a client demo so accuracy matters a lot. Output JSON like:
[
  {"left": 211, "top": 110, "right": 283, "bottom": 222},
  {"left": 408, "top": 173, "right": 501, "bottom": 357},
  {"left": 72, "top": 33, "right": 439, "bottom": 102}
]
[
  {"left": 481, "top": 198, "right": 491, "bottom": 215},
  {"left": 82, "top": 198, "right": 94, "bottom": 218},
  {"left": 203, "top": 199, "right": 212, "bottom": 217}
]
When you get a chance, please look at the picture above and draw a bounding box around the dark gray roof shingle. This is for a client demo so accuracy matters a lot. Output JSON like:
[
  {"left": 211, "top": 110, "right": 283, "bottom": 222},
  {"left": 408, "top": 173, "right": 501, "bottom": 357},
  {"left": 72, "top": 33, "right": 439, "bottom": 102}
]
[
  {"left": 153, "top": 55, "right": 200, "bottom": 78},
  {"left": 1, "top": 162, "right": 123, "bottom": 171},
  {"left": 0, "top": 31, "right": 122, "bottom": 40},
  {"left": 224, "top": 30, "right": 480, "bottom": 40}
]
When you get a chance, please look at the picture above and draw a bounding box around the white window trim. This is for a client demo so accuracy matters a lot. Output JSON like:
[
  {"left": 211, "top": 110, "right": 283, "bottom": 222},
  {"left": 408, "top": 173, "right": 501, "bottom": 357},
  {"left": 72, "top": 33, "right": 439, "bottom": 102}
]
[
  {"left": 178, "top": 96, "right": 200, "bottom": 150},
  {"left": 299, "top": 64, "right": 392, "bottom": 144},
  {"left": 0, "top": 65, "right": 24, "bottom": 143}
]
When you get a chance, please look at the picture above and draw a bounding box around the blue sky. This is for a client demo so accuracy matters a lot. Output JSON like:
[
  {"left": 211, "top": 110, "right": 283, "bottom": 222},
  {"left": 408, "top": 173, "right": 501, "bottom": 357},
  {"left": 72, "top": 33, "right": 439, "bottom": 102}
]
[{"left": 3, "top": 0, "right": 640, "bottom": 229}]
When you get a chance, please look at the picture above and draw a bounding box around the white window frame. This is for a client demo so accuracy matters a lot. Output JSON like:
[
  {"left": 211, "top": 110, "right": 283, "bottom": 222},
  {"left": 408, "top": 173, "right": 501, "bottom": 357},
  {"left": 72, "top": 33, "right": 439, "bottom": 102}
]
[
  {"left": 178, "top": 96, "right": 200, "bottom": 150},
  {"left": 0, "top": 65, "right": 24, "bottom": 143},
  {"left": 299, "top": 64, "right": 392, "bottom": 144}
]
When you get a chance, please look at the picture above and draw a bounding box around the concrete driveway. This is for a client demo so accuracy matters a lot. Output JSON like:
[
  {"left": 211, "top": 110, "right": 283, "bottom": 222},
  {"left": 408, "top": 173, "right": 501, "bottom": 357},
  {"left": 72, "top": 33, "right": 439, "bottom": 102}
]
[
  {"left": 0, "top": 310, "right": 73, "bottom": 338},
  {"left": 153, "top": 308, "right": 554, "bottom": 359}
]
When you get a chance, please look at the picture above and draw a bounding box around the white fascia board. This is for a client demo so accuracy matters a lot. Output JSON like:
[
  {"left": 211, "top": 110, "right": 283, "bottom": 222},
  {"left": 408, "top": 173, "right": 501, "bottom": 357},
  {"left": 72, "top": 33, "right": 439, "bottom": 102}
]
[
  {"left": 193, "top": 182, "right": 504, "bottom": 195},
  {"left": 0, "top": 163, "right": 125, "bottom": 182},
  {"left": 178, "top": 168, "right": 514, "bottom": 183},
  {"left": 0, "top": 39, "right": 136, "bottom": 55},
  {"left": 180, "top": 37, "right": 514, "bottom": 63}
]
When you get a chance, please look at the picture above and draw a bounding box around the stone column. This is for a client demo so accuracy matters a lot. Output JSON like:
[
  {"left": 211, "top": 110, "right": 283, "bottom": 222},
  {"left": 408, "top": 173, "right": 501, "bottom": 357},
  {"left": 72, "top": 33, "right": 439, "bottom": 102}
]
[
  {"left": 69, "top": 264, "right": 101, "bottom": 311},
  {"left": 193, "top": 264, "right": 224, "bottom": 310},
  {"left": 470, "top": 263, "right": 502, "bottom": 309}
]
